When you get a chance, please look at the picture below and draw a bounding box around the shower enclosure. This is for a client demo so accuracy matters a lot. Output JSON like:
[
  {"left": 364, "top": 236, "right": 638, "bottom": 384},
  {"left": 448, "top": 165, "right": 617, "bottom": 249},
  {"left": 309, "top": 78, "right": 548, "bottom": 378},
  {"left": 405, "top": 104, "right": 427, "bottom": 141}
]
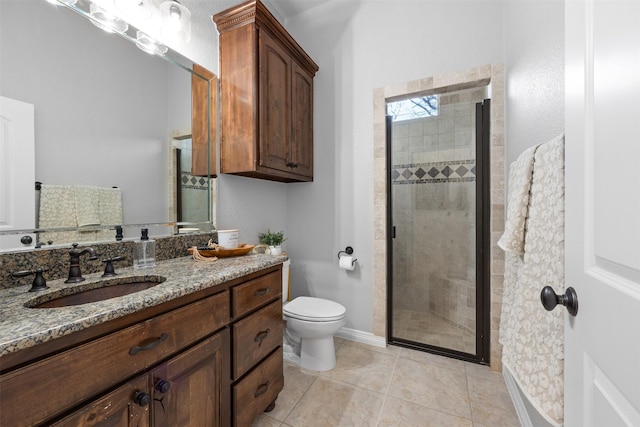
[{"left": 387, "top": 87, "right": 490, "bottom": 363}]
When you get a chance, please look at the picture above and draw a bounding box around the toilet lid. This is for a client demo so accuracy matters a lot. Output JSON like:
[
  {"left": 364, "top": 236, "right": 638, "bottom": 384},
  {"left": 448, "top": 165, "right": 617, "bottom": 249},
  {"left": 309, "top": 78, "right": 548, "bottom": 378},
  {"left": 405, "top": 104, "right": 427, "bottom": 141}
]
[{"left": 283, "top": 297, "right": 346, "bottom": 322}]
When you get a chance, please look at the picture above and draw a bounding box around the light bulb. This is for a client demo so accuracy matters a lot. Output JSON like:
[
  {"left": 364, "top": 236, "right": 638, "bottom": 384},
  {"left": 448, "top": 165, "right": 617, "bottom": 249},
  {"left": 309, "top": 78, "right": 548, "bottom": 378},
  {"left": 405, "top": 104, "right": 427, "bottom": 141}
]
[
  {"left": 160, "top": 1, "right": 191, "bottom": 43},
  {"left": 135, "top": 31, "right": 168, "bottom": 55}
]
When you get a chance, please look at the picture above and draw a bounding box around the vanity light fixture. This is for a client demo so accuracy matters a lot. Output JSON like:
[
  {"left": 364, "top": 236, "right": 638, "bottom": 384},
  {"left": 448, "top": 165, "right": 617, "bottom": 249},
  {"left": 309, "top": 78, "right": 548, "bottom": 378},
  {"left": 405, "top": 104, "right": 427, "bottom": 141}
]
[
  {"left": 114, "top": 0, "right": 153, "bottom": 21},
  {"left": 46, "top": 0, "right": 78, "bottom": 6},
  {"left": 89, "top": 1, "right": 129, "bottom": 34},
  {"left": 135, "top": 30, "right": 168, "bottom": 55},
  {"left": 159, "top": 0, "right": 191, "bottom": 43}
]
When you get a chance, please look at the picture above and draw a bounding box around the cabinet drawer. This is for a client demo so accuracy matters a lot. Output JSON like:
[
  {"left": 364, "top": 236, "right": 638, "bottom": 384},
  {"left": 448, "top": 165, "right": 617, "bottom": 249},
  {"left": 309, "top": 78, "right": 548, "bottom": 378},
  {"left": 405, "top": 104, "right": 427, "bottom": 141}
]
[
  {"left": 51, "top": 375, "right": 150, "bottom": 427},
  {"left": 232, "top": 300, "right": 283, "bottom": 379},
  {"left": 233, "top": 347, "right": 284, "bottom": 427},
  {"left": 0, "top": 291, "right": 229, "bottom": 427},
  {"left": 231, "top": 270, "right": 281, "bottom": 317}
]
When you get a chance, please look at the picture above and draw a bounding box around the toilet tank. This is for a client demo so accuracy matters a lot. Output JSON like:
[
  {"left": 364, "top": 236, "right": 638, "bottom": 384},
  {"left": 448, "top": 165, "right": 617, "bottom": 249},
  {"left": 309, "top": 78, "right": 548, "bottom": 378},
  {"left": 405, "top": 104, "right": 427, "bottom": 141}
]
[{"left": 282, "top": 259, "right": 290, "bottom": 302}]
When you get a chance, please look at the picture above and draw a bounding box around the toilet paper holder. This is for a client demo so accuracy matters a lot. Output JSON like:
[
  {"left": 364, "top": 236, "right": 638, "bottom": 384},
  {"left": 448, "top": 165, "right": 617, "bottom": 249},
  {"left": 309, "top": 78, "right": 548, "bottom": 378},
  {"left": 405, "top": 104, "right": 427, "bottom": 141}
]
[{"left": 337, "top": 246, "right": 357, "bottom": 264}]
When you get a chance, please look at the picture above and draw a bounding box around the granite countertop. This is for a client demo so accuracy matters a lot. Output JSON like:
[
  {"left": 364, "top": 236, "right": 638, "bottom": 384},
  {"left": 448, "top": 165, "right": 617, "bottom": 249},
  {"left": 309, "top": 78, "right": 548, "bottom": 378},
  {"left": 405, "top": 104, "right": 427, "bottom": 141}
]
[{"left": 0, "top": 254, "right": 286, "bottom": 357}]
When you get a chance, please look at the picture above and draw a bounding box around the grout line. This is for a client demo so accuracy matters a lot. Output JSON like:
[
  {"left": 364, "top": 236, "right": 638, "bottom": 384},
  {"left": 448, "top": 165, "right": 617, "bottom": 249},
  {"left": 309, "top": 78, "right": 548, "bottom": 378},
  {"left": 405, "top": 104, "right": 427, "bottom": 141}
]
[
  {"left": 373, "top": 348, "right": 401, "bottom": 426},
  {"left": 464, "top": 362, "right": 476, "bottom": 424},
  {"left": 279, "top": 362, "right": 319, "bottom": 426}
]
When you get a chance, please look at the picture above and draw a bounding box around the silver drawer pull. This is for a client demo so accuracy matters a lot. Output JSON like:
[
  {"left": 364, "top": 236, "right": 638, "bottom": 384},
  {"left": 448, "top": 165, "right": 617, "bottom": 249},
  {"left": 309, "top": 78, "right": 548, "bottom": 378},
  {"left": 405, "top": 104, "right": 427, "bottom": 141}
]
[{"left": 129, "top": 332, "right": 169, "bottom": 355}]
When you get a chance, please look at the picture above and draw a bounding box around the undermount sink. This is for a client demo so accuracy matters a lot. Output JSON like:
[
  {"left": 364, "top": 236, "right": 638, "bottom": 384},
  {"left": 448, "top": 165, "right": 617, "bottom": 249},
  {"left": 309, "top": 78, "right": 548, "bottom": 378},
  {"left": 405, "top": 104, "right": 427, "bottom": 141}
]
[{"left": 26, "top": 276, "right": 167, "bottom": 308}]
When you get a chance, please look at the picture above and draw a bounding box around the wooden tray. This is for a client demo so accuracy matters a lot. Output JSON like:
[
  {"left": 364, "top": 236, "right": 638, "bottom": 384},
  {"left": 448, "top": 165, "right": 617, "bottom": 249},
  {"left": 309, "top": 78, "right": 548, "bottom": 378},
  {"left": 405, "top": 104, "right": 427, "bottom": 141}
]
[{"left": 188, "top": 244, "right": 255, "bottom": 258}]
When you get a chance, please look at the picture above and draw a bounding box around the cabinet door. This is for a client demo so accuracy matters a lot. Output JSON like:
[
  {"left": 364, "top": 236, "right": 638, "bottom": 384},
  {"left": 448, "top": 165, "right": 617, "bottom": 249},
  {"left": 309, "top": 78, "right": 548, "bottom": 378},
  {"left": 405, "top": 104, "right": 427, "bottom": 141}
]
[
  {"left": 259, "top": 30, "right": 291, "bottom": 173},
  {"left": 290, "top": 62, "right": 314, "bottom": 178},
  {"left": 151, "top": 330, "right": 230, "bottom": 427},
  {"left": 51, "top": 375, "right": 150, "bottom": 427}
]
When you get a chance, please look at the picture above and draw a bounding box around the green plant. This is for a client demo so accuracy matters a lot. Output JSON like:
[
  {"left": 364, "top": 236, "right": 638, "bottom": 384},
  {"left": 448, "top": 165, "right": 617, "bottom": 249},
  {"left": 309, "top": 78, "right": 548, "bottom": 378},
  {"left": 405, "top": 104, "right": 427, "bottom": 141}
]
[{"left": 258, "top": 229, "right": 286, "bottom": 246}]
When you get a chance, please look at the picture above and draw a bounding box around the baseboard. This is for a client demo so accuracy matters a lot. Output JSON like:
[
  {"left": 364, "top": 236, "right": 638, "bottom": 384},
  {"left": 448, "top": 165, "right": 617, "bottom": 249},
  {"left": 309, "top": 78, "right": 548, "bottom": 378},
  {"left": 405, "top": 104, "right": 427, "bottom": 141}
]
[
  {"left": 503, "top": 366, "right": 534, "bottom": 427},
  {"left": 335, "top": 327, "right": 387, "bottom": 348}
]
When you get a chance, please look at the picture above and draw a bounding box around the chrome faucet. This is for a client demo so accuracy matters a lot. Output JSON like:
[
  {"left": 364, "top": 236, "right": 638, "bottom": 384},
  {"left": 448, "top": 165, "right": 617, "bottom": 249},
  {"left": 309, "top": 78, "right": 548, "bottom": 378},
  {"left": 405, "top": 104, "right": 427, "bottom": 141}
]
[{"left": 66, "top": 243, "right": 99, "bottom": 283}]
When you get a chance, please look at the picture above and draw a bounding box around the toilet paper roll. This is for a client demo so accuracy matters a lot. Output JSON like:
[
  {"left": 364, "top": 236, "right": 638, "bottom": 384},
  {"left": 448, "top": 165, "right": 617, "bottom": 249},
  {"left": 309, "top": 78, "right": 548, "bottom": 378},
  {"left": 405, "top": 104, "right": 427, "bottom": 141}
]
[{"left": 339, "top": 255, "right": 355, "bottom": 271}]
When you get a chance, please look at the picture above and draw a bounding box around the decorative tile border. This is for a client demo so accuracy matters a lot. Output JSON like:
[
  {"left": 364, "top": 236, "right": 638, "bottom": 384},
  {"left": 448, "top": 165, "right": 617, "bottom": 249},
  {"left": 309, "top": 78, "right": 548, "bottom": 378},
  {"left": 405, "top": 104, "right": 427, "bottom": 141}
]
[
  {"left": 392, "top": 160, "right": 476, "bottom": 184},
  {"left": 180, "top": 172, "right": 210, "bottom": 191}
]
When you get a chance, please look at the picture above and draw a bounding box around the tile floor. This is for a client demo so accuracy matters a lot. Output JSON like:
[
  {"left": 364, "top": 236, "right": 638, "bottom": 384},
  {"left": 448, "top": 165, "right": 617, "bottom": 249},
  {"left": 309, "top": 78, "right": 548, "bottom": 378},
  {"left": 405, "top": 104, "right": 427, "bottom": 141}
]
[
  {"left": 392, "top": 309, "right": 476, "bottom": 354},
  {"left": 252, "top": 339, "right": 520, "bottom": 427}
]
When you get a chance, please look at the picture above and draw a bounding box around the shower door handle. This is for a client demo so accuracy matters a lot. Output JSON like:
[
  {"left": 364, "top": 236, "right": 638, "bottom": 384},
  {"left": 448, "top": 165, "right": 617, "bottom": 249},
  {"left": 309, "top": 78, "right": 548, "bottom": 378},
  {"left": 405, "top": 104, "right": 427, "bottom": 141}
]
[
  {"left": 392, "top": 226, "right": 396, "bottom": 239},
  {"left": 540, "top": 286, "right": 578, "bottom": 317}
]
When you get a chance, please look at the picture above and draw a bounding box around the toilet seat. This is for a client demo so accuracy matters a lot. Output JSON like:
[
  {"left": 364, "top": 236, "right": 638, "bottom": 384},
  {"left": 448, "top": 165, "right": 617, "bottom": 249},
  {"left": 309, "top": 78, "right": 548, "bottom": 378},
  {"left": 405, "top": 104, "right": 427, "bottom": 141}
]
[{"left": 283, "top": 296, "right": 346, "bottom": 322}]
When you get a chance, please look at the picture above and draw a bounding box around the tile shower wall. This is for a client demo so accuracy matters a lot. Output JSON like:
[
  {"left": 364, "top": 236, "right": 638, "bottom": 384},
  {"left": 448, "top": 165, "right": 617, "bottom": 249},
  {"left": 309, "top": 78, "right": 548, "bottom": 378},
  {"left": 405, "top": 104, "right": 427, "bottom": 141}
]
[
  {"left": 180, "top": 171, "right": 211, "bottom": 221},
  {"left": 392, "top": 88, "right": 484, "bottom": 334}
]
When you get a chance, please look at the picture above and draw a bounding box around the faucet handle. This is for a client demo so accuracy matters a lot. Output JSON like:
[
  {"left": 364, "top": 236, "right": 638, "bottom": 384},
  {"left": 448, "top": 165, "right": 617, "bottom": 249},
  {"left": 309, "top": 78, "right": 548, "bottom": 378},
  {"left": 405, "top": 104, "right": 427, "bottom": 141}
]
[
  {"left": 12, "top": 268, "right": 50, "bottom": 292},
  {"left": 102, "top": 256, "right": 125, "bottom": 277}
]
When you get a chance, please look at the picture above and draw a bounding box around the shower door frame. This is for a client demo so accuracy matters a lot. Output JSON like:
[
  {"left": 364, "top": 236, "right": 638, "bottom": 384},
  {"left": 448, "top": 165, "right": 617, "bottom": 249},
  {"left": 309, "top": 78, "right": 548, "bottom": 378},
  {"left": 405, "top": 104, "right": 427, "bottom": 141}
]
[{"left": 386, "top": 98, "right": 491, "bottom": 365}]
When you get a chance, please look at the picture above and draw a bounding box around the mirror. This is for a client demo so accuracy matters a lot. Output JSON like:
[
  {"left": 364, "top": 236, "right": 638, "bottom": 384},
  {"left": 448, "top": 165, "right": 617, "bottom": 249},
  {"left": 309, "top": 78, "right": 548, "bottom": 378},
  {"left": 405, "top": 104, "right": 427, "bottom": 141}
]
[{"left": 0, "top": 0, "right": 216, "bottom": 251}]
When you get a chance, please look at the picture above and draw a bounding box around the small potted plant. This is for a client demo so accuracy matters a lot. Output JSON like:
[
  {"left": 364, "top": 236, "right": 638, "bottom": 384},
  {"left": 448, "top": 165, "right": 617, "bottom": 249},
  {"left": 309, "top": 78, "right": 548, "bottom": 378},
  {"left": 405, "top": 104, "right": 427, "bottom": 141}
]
[{"left": 258, "top": 229, "right": 286, "bottom": 255}]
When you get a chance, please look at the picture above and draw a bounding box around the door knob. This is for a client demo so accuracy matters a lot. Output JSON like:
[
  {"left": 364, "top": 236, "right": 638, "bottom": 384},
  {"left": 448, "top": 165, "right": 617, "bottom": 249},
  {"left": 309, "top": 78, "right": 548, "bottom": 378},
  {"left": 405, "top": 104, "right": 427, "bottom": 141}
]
[{"left": 540, "top": 286, "right": 578, "bottom": 316}]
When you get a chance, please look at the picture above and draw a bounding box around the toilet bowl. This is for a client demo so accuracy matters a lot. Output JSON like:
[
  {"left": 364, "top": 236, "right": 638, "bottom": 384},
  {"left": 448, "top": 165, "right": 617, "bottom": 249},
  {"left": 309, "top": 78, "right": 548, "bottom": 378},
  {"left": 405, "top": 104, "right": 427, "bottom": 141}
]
[{"left": 283, "top": 296, "right": 346, "bottom": 371}]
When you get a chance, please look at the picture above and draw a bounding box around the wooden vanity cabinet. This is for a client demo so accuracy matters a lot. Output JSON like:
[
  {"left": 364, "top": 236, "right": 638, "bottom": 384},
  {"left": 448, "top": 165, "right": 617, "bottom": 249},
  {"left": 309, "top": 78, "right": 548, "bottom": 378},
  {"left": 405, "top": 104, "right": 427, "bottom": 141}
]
[
  {"left": 230, "top": 269, "right": 284, "bottom": 427},
  {"left": 51, "top": 330, "right": 229, "bottom": 427},
  {"left": 214, "top": 0, "right": 319, "bottom": 183},
  {"left": 0, "top": 265, "right": 285, "bottom": 427}
]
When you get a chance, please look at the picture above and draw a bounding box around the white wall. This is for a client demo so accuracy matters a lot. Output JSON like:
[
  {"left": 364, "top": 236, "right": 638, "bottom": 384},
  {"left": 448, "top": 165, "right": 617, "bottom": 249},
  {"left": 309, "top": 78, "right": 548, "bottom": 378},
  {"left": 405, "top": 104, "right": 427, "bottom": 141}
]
[
  {"left": 283, "top": 1, "right": 504, "bottom": 333},
  {"left": 503, "top": 1, "right": 564, "bottom": 425},
  {"left": 504, "top": 0, "right": 565, "bottom": 166},
  {"left": 0, "top": 0, "right": 171, "bottom": 234},
  {"left": 180, "top": 0, "right": 290, "bottom": 245},
  {"left": 182, "top": 0, "right": 564, "bottom": 336}
]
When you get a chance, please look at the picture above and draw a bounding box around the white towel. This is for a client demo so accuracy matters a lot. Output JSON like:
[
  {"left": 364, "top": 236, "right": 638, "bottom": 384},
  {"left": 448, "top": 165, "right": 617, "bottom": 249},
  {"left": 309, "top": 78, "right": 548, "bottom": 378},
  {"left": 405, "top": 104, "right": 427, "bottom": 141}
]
[
  {"left": 499, "top": 134, "right": 565, "bottom": 426},
  {"left": 497, "top": 144, "right": 539, "bottom": 254}
]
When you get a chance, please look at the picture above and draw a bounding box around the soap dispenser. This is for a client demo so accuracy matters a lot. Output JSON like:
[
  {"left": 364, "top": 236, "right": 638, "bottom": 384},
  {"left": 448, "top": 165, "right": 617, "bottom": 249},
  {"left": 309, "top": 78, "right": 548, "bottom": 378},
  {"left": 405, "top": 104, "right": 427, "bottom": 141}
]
[{"left": 133, "top": 228, "right": 156, "bottom": 269}]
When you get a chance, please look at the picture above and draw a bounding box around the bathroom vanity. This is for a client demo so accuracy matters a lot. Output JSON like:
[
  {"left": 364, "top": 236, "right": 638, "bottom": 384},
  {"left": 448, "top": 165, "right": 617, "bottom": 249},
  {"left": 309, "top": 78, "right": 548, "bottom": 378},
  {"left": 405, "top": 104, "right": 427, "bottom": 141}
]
[{"left": 0, "top": 255, "right": 285, "bottom": 427}]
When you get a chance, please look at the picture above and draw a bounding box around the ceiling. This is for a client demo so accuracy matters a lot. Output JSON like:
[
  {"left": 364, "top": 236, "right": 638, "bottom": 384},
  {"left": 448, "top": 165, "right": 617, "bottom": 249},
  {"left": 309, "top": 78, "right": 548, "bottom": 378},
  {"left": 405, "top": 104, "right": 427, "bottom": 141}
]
[{"left": 263, "top": 0, "right": 333, "bottom": 19}]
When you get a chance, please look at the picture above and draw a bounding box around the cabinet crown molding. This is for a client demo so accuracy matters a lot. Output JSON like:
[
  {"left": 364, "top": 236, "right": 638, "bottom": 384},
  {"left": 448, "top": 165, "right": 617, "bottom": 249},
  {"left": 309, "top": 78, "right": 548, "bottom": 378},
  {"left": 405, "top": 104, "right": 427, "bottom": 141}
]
[{"left": 213, "top": 0, "right": 319, "bottom": 77}]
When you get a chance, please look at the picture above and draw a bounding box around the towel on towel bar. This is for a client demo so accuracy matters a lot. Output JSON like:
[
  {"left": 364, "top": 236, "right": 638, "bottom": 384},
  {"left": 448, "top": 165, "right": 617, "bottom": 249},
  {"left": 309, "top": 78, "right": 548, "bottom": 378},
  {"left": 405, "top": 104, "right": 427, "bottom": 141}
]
[
  {"left": 96, "top": 187, "right": 123, "bottom": 241},
  {"left": 499, "top": 134, "right": 565, "bottom": 426},
  {"left": 74, "top": 185, "right": 101, "bottom": 227},
  {"left": 38, "top": 184, "right": 86, "bottom": 244},
  {"left": 498, "top": 144, "right": 539, "bottom": 254}
]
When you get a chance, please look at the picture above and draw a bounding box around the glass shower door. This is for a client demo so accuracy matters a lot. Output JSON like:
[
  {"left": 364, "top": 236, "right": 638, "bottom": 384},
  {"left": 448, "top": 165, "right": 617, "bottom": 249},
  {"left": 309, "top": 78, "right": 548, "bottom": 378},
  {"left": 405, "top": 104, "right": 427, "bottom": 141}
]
[{"left": 388, "top": 88, "right": 489, "bottom": 361}]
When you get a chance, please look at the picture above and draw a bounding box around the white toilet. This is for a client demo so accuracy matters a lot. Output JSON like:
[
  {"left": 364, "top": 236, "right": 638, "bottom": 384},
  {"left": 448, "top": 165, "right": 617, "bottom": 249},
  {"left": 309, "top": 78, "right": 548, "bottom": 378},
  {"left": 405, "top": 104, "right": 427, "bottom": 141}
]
[{"left": 281, "top": 261, "right": 346, "bottom": 371}]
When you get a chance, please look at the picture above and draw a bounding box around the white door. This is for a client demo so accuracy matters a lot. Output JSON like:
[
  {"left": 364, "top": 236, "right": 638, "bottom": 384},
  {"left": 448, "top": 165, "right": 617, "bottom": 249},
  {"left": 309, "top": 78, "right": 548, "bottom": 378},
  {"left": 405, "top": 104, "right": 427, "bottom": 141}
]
[
  {"left": 565, "top": 0, "right": 640, "bottom": 425},
  {"left": 0, "top": 96, "right": 36, "bottom": 251}
]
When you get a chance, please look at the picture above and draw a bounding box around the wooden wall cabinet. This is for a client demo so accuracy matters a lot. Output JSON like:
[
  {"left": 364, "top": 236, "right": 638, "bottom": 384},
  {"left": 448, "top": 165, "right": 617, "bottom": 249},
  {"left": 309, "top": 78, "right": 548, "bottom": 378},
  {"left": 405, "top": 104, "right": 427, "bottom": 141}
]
[
  {"left": 192, "top": 64, "right": 218, "bottom": 177},
  {"left": 214, "top": 0, "right": 319, "bottom": 183},
  {"left": 0, "top": 266, "right": 284, "bottom": 427}
]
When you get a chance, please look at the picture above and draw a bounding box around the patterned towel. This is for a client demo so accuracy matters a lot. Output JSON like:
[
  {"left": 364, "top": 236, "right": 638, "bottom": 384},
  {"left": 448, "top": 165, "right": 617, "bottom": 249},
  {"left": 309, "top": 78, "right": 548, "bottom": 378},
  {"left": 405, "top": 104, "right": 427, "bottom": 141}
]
[
  {"left": 499, "top": 134, "right": 565, "bottom": 426},
  {"left": 74, "top": 185, "right": 100, "bottom": 227},
  {"left": 498, "top": 144, "right": 539, "bottom": 254}
]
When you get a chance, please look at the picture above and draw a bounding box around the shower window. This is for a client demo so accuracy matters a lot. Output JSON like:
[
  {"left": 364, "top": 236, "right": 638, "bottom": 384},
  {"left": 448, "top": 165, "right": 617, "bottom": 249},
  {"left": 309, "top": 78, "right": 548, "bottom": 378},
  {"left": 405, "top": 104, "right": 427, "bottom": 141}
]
[{"left": 387, "top": 95, "right": 438, "bottom": 122}]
